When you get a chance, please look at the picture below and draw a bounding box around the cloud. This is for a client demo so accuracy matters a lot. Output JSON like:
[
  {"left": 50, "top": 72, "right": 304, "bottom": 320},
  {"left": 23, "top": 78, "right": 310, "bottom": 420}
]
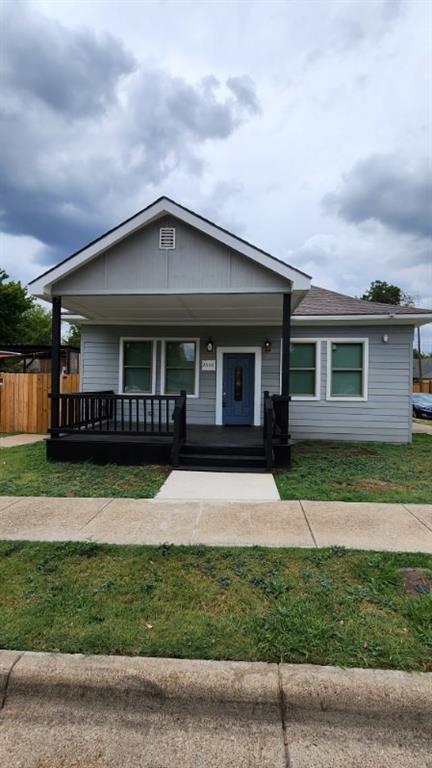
[
  {"left": 323, "top": 155, "right": 432, "bottom": 239},
  {"left": 0, "top": 2, "right": 259, "bottom": 259},
  {"left": 288, "top": 226, "right": 432, "bottom": 309},
  {"left": 1, "top": 1, "right": 136, "bottom": 117},
  {"left": 331, "top": 0, "right": 405, "bottom": 48}
]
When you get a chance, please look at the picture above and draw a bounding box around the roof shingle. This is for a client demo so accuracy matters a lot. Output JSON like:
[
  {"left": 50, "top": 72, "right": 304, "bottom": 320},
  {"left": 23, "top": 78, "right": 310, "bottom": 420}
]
[{"left": 294, "top": 286, "right": 432, "bottom": 316}]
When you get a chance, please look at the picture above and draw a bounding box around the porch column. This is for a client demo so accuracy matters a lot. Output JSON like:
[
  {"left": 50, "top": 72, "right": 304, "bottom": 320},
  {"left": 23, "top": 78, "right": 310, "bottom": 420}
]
[
  {"left": 51, "top": 295, "right": 61, "bottom": 438},
  {"left": 280, "top": 292, "right": 291, "bottom": 445}
]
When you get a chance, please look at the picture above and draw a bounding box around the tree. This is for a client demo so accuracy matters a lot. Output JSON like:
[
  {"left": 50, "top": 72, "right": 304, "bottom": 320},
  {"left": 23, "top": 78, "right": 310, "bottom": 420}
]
[
  {"left": 0, "top": 269, "right": 54, "bottom": 345},
  {"left": 0, "top": 269, "right": 33, "bottom": 343},
  {"left": 361, "top": 280, "right": 414, "bottom": 306},
  {"left": 361, "top": 280, "right": 402, "bottom": 305},
  {"left": 24, "top": 304, "right": 52, "bottom": 345},
  {"left": 64, "top": 324, "right": 81, "bottom": 347}
]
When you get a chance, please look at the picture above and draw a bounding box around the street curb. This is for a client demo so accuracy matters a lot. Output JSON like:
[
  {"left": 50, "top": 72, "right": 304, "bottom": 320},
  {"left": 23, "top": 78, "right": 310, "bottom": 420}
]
[
  {"left": 280, "top": 663, "right": 432, "bottom": 719},
  {"left": 1, "top": 650, "right": 431, "bottom": 719}
]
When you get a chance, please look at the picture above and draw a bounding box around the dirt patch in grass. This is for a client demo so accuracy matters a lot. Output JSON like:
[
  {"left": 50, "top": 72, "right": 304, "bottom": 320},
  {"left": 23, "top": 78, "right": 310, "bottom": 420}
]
[
  {"left": 399, "top": 568, "right": 432, "bottom": 596},
  {"left": 353, "top": 479, "right": 410, "bottom": 492}
]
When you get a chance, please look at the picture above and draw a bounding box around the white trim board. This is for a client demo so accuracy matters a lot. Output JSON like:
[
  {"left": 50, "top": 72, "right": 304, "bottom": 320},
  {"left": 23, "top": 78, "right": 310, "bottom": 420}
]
[{"left": 215, "top": 346, "right": 262, "bottom": 427}]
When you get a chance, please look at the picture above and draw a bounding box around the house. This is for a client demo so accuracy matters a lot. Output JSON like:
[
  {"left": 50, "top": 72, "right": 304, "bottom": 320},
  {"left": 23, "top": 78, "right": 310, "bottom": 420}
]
[{"left": 29, "top": 197, "right": 432, "bottom": 471}]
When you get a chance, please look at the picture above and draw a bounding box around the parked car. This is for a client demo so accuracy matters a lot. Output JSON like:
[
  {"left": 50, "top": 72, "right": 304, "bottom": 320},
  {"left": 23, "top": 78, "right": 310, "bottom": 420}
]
[{"left": 412, "top": 393, "right": 432, "bottom": 419}]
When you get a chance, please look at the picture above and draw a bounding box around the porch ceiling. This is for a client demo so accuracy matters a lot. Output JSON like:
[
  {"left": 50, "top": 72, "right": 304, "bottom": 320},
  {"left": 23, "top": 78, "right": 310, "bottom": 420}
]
[{"left": 62, "top": 292, "right": 287, "bottom": 325}]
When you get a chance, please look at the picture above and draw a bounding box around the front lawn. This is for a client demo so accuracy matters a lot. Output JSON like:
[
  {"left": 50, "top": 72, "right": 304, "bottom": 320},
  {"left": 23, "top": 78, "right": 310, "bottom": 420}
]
[
  {"left": 276, "top": 434, "right": 432, "bottom": 503},
  {"left": 0, "top": 442, "right": 168, "bottom": 498},
  {"left": 1, "top": 541, "right": 431, "bottom": 671}
]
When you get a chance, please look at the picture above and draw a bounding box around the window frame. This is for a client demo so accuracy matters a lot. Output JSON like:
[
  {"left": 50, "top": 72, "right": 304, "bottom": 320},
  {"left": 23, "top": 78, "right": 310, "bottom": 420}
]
[
  {"left": 280, "top": 338, "right": 321, "bottom": 400},
  {"left": 161, "top": 338, "right": 200, "bottom": 398},
  {"left": 326, "top": 338, "right": 369, "bottom": 402},
  {"left": 118, "top": 337, "right": 157, "bottom": 395}
]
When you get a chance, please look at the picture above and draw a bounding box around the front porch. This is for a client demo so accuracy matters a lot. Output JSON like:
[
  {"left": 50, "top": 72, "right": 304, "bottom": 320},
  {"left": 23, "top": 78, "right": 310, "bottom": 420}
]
[{"left": 47, "top": 391, "right": 291, "bottom": 471}]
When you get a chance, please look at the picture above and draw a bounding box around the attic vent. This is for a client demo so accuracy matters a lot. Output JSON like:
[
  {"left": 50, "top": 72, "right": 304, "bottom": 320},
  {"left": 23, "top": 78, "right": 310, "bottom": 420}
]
[{"left": 159, "top": 227, "right": 175, "bottom": 249}]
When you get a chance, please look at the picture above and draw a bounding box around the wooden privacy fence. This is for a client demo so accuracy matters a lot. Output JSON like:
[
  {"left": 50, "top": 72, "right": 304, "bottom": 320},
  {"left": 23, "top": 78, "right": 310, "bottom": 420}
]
[
  {"left": 0, "top": 373, "right": 80, "bottom": 434},
  {"left": 413, "top": 381, "right": 432, "bottom": 394}
]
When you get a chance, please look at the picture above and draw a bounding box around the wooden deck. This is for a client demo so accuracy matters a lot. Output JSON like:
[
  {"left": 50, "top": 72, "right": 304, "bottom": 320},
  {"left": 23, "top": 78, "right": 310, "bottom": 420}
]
[
  {"left": 56, "top": 425, "right": 263, "bottom": 446},
  {"left": 46, "top": 425, "right": 276, "bottom": 470}
]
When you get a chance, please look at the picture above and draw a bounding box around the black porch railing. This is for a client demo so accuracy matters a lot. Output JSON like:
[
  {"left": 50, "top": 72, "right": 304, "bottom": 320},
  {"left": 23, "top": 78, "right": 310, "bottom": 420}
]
[
  {"left": 263, "top": 392, "right": 274, "bottom": 470},
  {"left": 263, "top": 391, "right": 291, "bottom": 469},
  {"left": 171, "top": 390, "right": 187, "bottom": 467},
  {"left": 49, "top": 391, "right": 185, "bottom": 437}
]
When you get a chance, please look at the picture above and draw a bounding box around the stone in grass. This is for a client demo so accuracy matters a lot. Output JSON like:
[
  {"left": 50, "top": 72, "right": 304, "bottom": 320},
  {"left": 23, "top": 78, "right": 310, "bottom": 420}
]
[{"left": 399, "top": 568, "right": 432, "bottom": 596}]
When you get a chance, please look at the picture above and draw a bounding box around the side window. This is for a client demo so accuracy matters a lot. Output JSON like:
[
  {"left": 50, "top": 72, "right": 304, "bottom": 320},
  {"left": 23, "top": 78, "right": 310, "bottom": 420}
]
[
  {"left": 328, "top": 342, "right": 366, "bottom": 398},
  {"left": 291, "top": 342, "right": 318, "bottom": 397}
]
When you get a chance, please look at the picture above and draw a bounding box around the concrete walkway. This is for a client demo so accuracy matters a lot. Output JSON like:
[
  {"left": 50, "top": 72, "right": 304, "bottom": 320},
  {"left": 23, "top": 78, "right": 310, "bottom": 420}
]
[
  {"left": 1, "top": 650, "right": 431, "bottom": 768},
  {"left": 0, "top": 495, "right": 431, "bottom": 552},
  {"left": 413, "top": 420, "right": 432, "bottom": 435},
  {"left": 156, "top": 470, "right": 280, "bottom": 501},
  {"left": 0, "top": 433, "right": 46, "bottom": 448}
]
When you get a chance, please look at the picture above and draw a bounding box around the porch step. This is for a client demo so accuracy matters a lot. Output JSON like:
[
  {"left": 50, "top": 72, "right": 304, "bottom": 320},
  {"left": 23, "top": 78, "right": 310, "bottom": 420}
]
[
  {"left": 178, "top": 448, "right": 267, "bottom": 472},
  {"left": 177, "top": 464, "right": 268, "bottom": 474},
  {"left": 181, "top": 443, "right": 264, "bottom": 456}
]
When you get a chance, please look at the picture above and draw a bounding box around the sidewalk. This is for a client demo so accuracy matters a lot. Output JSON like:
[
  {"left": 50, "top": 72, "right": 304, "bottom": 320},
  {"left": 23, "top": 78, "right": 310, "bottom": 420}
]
[
  {"left": 0, "top": 433, "right": 46, "bottom": 448},
  {"left": 1, "top": 650, "right": 431, "bottom": 768},
  {"left": 0, "top": 495, "right": 431, "bottom": 552}
]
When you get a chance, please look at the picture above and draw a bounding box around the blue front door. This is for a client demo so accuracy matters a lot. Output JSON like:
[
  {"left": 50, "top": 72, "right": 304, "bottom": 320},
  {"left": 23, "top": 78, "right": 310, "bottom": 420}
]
[{"left": 222, "top": 353, "right": 255, "bottom": 425}]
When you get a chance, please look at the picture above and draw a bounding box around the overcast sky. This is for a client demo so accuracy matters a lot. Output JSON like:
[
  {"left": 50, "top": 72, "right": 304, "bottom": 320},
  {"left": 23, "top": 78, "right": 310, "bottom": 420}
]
[{"left": 1, "top": 0, "right": 431, "bottom": 347}]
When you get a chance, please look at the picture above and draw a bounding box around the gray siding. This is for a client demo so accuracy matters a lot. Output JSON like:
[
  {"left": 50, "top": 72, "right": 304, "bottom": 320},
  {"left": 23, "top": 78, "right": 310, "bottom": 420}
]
[
  {"left": 81, "top": 324, "right": 414, "bottom": 442},
  {"left": 54, "top": 216, "right": 290, "bottom": 295},
  {"left": 289, "top": 325, "right": 413, "bottom": 443},
  {"left": 81, "top": 325, "right": 281, "bottom": 426}
]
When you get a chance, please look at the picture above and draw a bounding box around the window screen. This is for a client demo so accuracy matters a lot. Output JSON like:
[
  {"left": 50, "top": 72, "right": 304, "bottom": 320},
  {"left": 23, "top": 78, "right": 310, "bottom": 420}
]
[
  {"left": 123, "top": 341, "right": 153, "bottom": 393},
  {"left": 331, "top": 342, "right": 364, "bottom": 397},
  {"left": 290, "top": 342, "right": 317, "bottom": 396},
  {"left": 164, "top": 341, "right": 197, "bottom": 395}
]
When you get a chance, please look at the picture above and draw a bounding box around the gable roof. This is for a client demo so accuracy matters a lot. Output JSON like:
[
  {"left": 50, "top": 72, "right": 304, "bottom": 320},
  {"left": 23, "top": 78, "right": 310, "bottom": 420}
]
[
  {"left": 29, "top": 196, "right": 311, "bottom": 297},
  {"left": 294, "top": 286, "right": 432, "bottom": 317}
]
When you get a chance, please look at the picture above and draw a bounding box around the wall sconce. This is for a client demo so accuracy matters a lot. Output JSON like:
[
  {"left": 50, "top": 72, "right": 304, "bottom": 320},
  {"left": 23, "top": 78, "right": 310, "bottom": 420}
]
[
  {"left": 263, "top": 338, "right": 272, "bottom": 353},
  {"left": 382, "top": 334, "right": 389, "bottom": 344},
  {"left": 206, "top": 338, "right": 214, "bottom": 352}
]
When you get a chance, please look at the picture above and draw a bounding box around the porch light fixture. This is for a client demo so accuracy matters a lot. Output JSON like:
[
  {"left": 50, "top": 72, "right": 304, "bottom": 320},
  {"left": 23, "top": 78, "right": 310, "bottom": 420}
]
[
  {"left": 263, "top": 338, "right": 272, "bottom": 353},
  {"left": 382, "top": 333, "right": 389, "bottom": 343},
  {"left": 206, "top": 338, "right": 214, "bottom": 352}
]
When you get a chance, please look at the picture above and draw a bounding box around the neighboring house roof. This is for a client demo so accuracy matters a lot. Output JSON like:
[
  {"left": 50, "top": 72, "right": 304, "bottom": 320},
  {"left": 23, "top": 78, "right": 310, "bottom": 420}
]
[
  {"left": 413, "top": 359, "right": 432, "bottom": 379},
  {"left": 0, "top": 344, "right": 79, "bottom": 355},
  {"left": 294, "top": 286, "right": 432, "bottom": 318},
  {"left": 29, "top": 196, "right": 311, "bottom": 297}
]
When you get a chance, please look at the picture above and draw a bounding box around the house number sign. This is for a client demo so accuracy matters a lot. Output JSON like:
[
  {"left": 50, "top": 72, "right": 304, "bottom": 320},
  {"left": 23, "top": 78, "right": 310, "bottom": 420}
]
[{"left": 201, "top": 360, "right": 216, "bottom": 372}]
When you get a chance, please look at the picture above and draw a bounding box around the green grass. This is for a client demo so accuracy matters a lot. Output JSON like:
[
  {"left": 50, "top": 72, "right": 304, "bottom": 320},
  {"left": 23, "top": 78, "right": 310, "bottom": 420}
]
[
  {"left": 1, "top": 541, "right": 430, "bottom": 670},
  {"left": 0, "top": 442, "right": 168, "bottom": 498},
  {"left": 276, "top": 434, "right": 432, "bottom": 503}
]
